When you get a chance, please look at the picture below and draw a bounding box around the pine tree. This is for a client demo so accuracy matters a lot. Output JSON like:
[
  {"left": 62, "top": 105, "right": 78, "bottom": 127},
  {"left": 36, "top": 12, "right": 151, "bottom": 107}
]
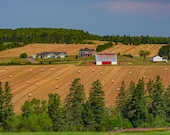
[
  {"left": 83, "top": 100, "right": 96, "bottom": 131},
  {"left": 2, "top": 82, "right": 14, "bottom": 129},
  {"left": 64, "top": 78, "right": 85, "bottom": 131},
  {"left": 0, "top": 82, "right": 3, "bottom": 126},
  {"left": 116, "top": 81, "right": 126, "bottom": 112},
  {"left": 148, "top": 76, "right": 167, "bottom": 119},
  {"left": 166, "top": 85, "right": 170, "bottom": 122},
  {"left": 127, "top": 78, "right": 148, "bottom": 127},
  {"left": 48, "top": 93, "right": 64, "bottom": 131},
  {"left": 87, "top": 79, "right": 106, "bottom": 131},
  {"left": 116, "top": 81, "right": 135, "bottom": 119}
]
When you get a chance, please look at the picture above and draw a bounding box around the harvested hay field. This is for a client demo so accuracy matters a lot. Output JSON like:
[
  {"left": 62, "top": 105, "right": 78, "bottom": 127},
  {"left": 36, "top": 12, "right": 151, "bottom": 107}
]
[
  {"left": 103, "top": 44, "right": 164, "bottom": 57},
  {"left": 0, "top": 43, "right": 98, "bottom": 58},
  {"left": 0, "top": 65, "right": 170, "bottom": 113}
]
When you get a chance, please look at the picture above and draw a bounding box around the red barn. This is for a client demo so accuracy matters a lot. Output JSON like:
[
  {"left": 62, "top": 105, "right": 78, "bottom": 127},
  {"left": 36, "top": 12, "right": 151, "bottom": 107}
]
[{"left": 95, "top": 53, "right": 117, "bottom": 65}]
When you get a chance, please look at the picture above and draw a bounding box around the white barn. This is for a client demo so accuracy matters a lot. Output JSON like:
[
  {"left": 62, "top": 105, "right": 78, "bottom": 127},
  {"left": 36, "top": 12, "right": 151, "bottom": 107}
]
[{"left": 95, "top": 53, "right": 117, "bottom": 65}]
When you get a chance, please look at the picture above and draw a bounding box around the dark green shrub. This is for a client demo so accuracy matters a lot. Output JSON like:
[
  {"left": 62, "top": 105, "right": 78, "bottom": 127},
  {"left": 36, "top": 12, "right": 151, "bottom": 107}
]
[{"left": 20, "top": 53, "right": 27, "bottom": 58}]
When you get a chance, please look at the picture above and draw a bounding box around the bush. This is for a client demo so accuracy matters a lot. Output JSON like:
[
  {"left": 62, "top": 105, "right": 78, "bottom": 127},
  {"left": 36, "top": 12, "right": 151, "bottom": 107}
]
[{"left": 20, "top": 53, "right": 27, "bottom": 58}]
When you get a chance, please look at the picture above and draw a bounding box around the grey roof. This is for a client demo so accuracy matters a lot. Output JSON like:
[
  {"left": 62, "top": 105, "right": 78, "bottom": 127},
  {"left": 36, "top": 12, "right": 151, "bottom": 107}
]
[{"left": 38, "top": 52, "right": 67, "bottom": 55}]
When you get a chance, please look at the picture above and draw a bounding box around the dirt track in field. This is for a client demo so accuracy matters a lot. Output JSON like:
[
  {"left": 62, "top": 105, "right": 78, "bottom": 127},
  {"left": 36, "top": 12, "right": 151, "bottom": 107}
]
[{"left": 0, "top": 65, "right": 170, "bottom": 113}]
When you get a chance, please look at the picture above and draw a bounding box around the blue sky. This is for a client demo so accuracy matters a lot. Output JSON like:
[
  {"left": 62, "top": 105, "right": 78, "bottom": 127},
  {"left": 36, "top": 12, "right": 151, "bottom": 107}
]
[{"left": 1, "top": 0, "right": 170, "bottom": 37}]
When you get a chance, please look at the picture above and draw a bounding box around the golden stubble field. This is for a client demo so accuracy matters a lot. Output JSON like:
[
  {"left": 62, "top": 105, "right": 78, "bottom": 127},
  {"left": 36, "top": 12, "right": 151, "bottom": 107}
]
[
  {"left": 0, "top": 43, "right": 168, "bottom": 113},
  {"left": 0, "top": 65, "right": 170, "bottom": 113},
  {"left": 103, "top": 43, "right": 164, "bottom": 57}
]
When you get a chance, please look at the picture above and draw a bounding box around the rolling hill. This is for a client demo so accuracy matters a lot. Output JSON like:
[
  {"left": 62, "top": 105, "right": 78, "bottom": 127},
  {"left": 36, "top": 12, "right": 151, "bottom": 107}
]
[{"left": 0, "top": 43, "right": 168, "bottom": 113}]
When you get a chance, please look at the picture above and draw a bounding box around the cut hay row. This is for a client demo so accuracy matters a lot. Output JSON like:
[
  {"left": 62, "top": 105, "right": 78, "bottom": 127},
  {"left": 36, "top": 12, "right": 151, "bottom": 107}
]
[
  {"left": 103, "top": 44, "right": 164, "bottom": 57},
  {"left": 0, "top": 43, "right": 164, "bottom": 59},
  {"left": 0, "top": 65, "right": 170, "bottom": 113},
  {"left": 0, "top": 43, "right": 98, "bottom": 58}
]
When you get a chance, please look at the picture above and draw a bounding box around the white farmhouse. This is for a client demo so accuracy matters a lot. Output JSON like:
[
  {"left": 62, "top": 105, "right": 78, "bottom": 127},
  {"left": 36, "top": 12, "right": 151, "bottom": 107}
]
[{"left": 152, "top": 56, "right": 163, "bottom": 62}]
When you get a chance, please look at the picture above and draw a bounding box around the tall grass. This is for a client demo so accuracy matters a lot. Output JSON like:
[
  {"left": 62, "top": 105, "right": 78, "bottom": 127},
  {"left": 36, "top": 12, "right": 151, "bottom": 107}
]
[{"left": 0, "top": 131, "right": 170, "bottom": 135}]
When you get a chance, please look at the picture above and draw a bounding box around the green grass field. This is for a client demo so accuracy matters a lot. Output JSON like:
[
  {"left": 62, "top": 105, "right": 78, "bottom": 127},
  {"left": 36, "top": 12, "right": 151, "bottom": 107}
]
[{"left": 1, "top": 131, "right": 170, "bottom": 135}]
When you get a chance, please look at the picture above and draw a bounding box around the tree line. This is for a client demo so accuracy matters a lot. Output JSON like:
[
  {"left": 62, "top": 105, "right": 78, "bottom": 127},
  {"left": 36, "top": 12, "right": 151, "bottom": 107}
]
[
  {"left": 0, "top": 28, "right": 170, "bottom": 52},
  {"left": 0, "top": 76, "right": 170, "bottom": 132}
]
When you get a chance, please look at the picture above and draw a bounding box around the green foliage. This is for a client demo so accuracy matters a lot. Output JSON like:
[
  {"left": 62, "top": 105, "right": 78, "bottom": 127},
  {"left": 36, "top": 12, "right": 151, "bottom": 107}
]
[
  {"left": 87, "top": 80, "right": 106, "bottom": 131},
  {"left": 96, "top": 42, "right": 113, "bottom": 52},
  {"left": 166, "top": 86, "right": 170, "bottom": 122},
  {"left": 139, "top": 50, "right": 150, "bottom": 60},
  {"left": 64, "top": 78, "right": 85, "bottom": 131},
  {"left": 1, "top": 76, "right": 170, "bottom": 131},
  {"left": 147, "top": 76, "right": 168, "bottom": 120},
  {"left": 1, "top": 82, "right": 14, "bottom": 130},
  {"left": 127, "top": 78, "right": 148, "bottom": 127},
  {"left": 20, "top": 99, "right": 52, "bottom": 132},
  {"left": 20, "top": 52, "right": 28, "bottom": 58},
  {"left": 158, "top": 45, "right": 170, "bottom": 60},
  {"left": 48, "top": 93, "right": 64, "bottom": 131}
]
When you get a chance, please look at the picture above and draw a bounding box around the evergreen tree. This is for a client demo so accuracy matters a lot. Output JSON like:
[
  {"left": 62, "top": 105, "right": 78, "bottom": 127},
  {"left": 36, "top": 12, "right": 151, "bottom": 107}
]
[
  {"left": 0, "top": 82, "right": 3, "bottom": 126},
  {"left": 64, "top": 78, "right": 85, "bottom": 131},
  {"left": 2, "top": 82, "right": 14, "bottom": 129},
  {"left": 148, "top": 76, "right": 168, "bottom": 120},
  {"left": 83, "top": 100, "right": 96, "bottom": 131},
  {"left": 87, "top": 79, "right": 106, "bottom": 131},
  {"left": 127, "top": 78, "right": 148, "bottom": 127},
  {"left": 116, "top": 81, "right": 135, "bottom": 119},
  {"left": 166, "top": 85, "right": 170, "bottom": 122},
  {"left": 48, "top": 93, "right": 64, "bottom": 131}
]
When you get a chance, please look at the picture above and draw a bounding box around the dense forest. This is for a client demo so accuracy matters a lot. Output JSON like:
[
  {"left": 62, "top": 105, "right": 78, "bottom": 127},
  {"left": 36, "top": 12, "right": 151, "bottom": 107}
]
[
  {"left": 0, "top": 76, "right": 170, "bottom": 132},
  {"left": 0, "top": 28, "right": 170, "bottom": 51}
]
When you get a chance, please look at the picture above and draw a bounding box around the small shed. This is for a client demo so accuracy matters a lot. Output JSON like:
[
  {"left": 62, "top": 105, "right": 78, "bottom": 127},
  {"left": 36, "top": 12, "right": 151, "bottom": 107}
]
[{"left": 95, "top": 53, "right": 117, "bottom": 65}]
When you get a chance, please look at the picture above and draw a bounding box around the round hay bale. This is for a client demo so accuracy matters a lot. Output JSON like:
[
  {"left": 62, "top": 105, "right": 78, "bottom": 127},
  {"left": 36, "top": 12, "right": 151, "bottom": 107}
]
[
  {"left": 55, "top": 86, "right": 59, "bottom": 89},
  {"left": 100, "top": 72, "right": 103, "bottom": 75},
  {"left": 35, "top": 83, "right": 38, "bottom": 86},
  {"left": 112, "top": 80, "right": 114, "bottom": 83},
  {"left": 117, "top": 88, "right": 120, "bottom": 91},
  {"left": 28, "top": 93, "right": 32, "bottom": 97},
  {"left": 5, "top": 67, "right": 9, "bottom": 70},
  {"left": 92, "top": 69, "right": 95, "bottom": 72},
  {"left": 56, "top": 77, "right": 59, "bottom": 80},
  {"left": 164, "top": 68, "right": 168, "bottom": 71},
  {"left": 50, "top": 68, "right": 54, "bottom": 71},
  {"left": 129, "top": 71, "right": 132, "bottom": 74},
  {"left": 29, "top": 69, "right": 32, "bottom": 72},
  {"left": 78, "top": 70, "right": 81, "bottom": 73},
  {"left": 27, "top": 81, "right": 30, "bottom": 84},
  {"left": 40, "top": 68, "right": 43, "bottom": 72},
  {"left": 143, "top": 75, "right": 146, "bottom": 79},
  {"left": 9, "top": 75, "right": 12, "bottom": 78}
]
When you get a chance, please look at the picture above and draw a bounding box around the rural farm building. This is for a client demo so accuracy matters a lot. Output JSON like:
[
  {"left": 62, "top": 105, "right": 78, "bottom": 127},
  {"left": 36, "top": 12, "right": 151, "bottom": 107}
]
[
  {"left": 79, "top": 47, "right": 95, "bottom": 57},
  {"left": 95, "top": 53, "right": 117, "bottom": 65},
  {"left": 152, "top": 55, "right": 167, "bottom": 62},
  {"left": 37, "top": 52, "right": 67, "bottom": 58}
]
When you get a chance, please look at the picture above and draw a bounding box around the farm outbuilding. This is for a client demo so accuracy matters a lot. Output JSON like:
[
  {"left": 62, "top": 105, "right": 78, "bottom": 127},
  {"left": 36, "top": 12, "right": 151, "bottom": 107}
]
[{"left": 95, "top": 53, "right": 117, "bottom": 65}]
